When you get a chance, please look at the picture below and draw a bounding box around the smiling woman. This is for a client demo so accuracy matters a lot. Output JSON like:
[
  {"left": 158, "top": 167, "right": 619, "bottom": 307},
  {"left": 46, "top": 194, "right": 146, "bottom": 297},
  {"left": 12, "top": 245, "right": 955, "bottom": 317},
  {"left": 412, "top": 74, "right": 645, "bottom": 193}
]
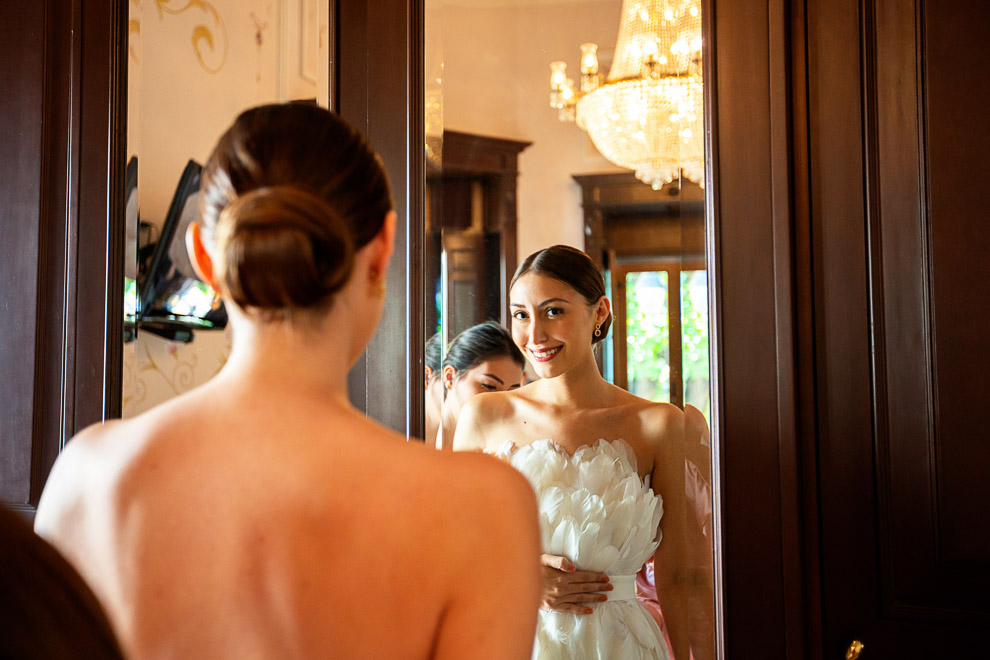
[
  {"left": 453, "top": 244, "right": 705, "bottom": 659},
  {"left": 509, "top": 245, "right": 613, "bottom": 376}
]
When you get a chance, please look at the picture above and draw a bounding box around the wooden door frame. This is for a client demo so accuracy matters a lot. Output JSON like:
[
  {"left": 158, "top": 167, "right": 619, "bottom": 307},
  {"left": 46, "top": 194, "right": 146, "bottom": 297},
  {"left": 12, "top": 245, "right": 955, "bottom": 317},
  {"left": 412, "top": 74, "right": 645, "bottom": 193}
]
[
  {"left": 18, "top": 0, "right": 818, "bottom": 653},
  {"left": 0, "top": 0, "right": 126, "bottom": 516},
  {"left": 336, "top": 0, "right": 426, "bottom": 438}
]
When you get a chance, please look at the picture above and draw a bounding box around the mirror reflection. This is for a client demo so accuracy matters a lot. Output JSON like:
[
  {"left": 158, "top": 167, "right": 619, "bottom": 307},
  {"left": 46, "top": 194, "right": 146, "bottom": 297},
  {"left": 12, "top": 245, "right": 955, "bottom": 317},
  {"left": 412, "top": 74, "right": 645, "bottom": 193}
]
[
  {"left": 123, "top": 0, "right": 329, "bottom": 417},
  {"left": 425, "top": 1, "right": 715, "bottom": 658}
]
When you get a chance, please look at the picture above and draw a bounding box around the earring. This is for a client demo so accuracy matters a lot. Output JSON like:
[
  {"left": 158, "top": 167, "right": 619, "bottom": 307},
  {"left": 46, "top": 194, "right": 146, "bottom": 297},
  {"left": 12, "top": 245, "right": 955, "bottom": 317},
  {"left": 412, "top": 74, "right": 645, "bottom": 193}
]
[
  {"left": 369, "top": 268, "right": 387, "bottom": 298},
  {"left": 594, "top": 323, "right": 602, "bottom": 338}
]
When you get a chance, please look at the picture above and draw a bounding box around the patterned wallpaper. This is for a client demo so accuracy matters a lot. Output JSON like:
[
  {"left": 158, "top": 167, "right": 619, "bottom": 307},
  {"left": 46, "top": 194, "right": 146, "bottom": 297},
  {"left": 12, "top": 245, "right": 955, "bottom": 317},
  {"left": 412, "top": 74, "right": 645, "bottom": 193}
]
[{"left": 122, "top": 329, "right": 233, "bottom": 418}]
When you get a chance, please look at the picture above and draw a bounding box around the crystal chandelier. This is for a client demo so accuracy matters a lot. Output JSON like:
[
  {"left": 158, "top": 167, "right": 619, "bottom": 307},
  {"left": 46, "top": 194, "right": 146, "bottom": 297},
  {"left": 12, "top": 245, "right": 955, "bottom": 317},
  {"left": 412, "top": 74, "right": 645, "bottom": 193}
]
[{"left": 550, "top": 0, "right": 704, "bottom": 189}]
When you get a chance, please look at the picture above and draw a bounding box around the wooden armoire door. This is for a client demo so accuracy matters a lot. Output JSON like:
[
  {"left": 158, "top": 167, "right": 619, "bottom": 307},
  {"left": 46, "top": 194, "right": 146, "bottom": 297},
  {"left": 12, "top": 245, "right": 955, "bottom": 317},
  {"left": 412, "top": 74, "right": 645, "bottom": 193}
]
[
  {"left": 0, "top": 0, "right": 124, "bottom": 517},
  {"left": 809, "top": 0, "right": 989, "bottom": 655}
]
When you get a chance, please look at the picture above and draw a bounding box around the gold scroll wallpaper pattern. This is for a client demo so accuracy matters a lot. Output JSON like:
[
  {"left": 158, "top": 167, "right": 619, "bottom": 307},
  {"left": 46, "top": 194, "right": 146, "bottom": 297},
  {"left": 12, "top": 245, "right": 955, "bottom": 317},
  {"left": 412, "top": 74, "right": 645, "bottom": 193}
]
[
  {"left": 123, "top": 330, "right": 232, "bottom": 417},
  {"left": 129, "top": 0, "right": 229, "bottom": 73}
]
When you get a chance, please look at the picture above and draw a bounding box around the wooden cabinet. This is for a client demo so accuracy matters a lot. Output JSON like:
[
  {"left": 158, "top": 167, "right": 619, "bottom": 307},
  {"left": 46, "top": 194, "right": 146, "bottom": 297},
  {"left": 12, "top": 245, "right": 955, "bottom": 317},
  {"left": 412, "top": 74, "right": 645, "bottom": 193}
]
[{"left": 426, "top": 131, "right": 530, "bottom": 336}]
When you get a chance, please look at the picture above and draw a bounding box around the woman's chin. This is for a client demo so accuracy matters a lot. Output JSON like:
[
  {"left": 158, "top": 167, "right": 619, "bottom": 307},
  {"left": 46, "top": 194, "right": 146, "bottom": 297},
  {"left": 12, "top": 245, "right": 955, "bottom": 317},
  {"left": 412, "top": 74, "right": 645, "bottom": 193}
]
[{"left": 529, "top": 357, "right": 563, "bottom": 379}]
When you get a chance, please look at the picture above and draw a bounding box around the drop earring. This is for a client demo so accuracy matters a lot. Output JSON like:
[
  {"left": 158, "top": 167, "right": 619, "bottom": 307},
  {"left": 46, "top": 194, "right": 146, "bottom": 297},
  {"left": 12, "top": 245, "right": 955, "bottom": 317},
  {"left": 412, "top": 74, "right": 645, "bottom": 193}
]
[{"left": 594, "top": 322, "right": 602, "bottom": 337}]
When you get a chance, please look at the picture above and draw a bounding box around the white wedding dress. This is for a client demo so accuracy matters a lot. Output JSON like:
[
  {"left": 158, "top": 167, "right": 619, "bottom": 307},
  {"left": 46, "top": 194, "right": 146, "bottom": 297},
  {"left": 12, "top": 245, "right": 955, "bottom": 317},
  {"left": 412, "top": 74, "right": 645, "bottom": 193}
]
[{"left": 496, "top": 438, "right": 669, "bottom": 660}]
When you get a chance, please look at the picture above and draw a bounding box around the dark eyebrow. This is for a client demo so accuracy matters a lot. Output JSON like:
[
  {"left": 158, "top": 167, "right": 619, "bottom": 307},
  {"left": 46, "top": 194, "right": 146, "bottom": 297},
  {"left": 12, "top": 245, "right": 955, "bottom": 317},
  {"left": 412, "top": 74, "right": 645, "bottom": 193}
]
[
  {"left": 482, "top": 373, "right": 505, "bottom": 385},
  {"left": 510, "top": 297, "right": 570, "bottom": 308}
]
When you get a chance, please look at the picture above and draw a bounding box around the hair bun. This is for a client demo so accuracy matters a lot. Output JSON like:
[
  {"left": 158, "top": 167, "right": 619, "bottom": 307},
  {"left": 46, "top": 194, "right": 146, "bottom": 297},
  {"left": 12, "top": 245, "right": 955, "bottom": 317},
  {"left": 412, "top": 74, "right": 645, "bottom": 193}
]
[{"left": 215, "top": 185, "right": 354, "bottom": 311}]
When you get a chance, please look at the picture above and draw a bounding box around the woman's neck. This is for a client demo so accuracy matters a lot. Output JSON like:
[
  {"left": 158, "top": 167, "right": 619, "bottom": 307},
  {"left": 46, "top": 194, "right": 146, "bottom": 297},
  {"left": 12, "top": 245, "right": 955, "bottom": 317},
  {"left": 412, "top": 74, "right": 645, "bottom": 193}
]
[
  {"left": 438, "top": 398, "right": 459, "bottom": 449},
  {"left": 214, "top": 314, "right": 353, "bottom": 407},
  {"left": 535, "top": 349, "right": 610, "bottom": 408}
]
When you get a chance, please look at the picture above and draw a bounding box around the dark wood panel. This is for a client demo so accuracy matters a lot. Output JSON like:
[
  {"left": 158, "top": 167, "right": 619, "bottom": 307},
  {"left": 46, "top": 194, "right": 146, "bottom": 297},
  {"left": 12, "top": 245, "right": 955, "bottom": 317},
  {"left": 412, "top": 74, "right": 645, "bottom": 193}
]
[
  {"left": 807, "top": 0, "right": 879, "bottom": 654},
  {"left": 870, "top": 0, "right": 945, "bottom": 620},
  {"left": 31, "top": 0, "right": 77, "bottom": 508},
  {"left": 872, "top": 0, "right": 990, "bottom": 618},
  {"left": 706, "top": 0, "right": 806, "bottom": 655},
  {"left": 0, "top": 0, "right": 124, "bottom": 514},
  {"left": 73, "top": 0, "right": 127, "bottom": 428},
  {"left": 604, "top": 216, "right": 705, "bottom": 258},
  {"left": 923, "top": 0, "right": 990, "bottom": 569},
  {"left": 813, "top": 0, "right": 989, "bottom": 654},
  {"left": 439, "top": 130, "right": 530, "bottom": 175},
  {"left": 0, "top": 0, "right": 46, "bottom": 505},
  {"left": 338, "top": 0, "right": 424, "bottom": 437}
]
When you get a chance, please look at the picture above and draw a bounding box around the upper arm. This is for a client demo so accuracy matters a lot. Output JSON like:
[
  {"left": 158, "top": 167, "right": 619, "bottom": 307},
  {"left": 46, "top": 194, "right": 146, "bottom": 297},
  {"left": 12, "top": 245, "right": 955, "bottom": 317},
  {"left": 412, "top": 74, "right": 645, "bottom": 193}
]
[
  {"left": 431, "top": 458, "right": 541, "bottom": 660},
  {"left": 647, "top": 405, "right": 698, "bottom": 660},
  {"left": 648, "top": 404, "right": 688, "bottom": 568}
]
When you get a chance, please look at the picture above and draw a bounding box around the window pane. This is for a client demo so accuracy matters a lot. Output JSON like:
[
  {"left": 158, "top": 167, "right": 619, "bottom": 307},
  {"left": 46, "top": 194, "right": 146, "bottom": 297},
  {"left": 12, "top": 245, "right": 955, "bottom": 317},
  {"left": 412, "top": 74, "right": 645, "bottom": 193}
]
[
  {"left": 681, "top": 269, "right": 710, "bottom": 419},
  {"left": 626, "top": 271, "right": 670, "bottom": 402}
]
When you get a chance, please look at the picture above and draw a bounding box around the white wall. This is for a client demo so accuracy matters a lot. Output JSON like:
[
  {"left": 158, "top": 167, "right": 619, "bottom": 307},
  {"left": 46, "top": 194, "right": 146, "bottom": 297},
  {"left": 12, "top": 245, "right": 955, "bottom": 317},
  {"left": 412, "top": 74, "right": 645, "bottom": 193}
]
[{"left": 435, "top": 0, "right": 626, "bottom": 260}]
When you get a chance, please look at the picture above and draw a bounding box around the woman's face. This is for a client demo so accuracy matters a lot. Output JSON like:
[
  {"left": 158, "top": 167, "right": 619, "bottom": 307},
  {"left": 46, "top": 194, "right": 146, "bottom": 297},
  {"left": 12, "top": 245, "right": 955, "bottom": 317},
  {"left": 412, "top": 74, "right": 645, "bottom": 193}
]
[
  {"left": 509, "top": 272, "right": 604, "bottom": 379},
  {"left": 444, "top": 357, "right": 525, "bottom": 416}
]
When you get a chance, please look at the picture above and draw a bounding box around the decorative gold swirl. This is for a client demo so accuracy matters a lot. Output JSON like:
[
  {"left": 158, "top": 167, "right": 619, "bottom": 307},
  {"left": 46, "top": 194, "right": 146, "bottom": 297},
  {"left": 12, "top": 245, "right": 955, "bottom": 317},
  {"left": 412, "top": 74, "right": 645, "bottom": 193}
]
[
  {"left": 128, "top": 20, "right": 141, "bottom": 64},
  {"left": 140, "top": 341, "right": 200, "bottom": 396},
  {"left": 152, "top": 0, "right": 228, "bottom": 74},
  {"left": 122, "top": 344, "right": 144, "bottom": 411}
]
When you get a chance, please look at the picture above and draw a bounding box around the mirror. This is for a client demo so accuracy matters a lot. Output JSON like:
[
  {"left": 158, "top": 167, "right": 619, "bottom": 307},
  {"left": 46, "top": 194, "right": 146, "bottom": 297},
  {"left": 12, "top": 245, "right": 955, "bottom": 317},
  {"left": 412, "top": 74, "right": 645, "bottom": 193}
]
[
  {"left": 122, "top": 0, "right": 330, "bottom": 417},
  {"left": 424, "top": 1, "right": 715, "bottom": 657}
]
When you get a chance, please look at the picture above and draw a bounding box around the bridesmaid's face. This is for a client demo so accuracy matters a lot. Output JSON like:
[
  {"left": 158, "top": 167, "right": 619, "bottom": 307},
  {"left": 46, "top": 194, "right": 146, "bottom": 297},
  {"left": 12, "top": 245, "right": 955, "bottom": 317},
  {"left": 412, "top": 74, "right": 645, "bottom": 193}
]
[
  {"left": 509, "top": 273, "right": 599, "bottom": 379},
  {"left": 444, "top": 357, "right": 524, "bottom": 416}
]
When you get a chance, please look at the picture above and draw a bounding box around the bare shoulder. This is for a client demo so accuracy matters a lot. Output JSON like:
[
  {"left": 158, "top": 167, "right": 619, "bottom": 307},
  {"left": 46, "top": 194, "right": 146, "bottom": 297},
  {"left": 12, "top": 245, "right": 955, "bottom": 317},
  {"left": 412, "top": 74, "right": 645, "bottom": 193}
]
[
  {"left": 603, "top": 383, "right": 681, "bottom": 425},
  {"left": 34, "top": 419, "right": 134, "bottom": 539},
  {"left": 451, "top": 390, "right": 519, "bottom": 452},
  {"left": 425, "top": 450, "right": 540, "bottom": 571},
  {"left": 385, "top": 441, "right": 540, "bottom": 593},
  {"left": 463, "top": 388, "right": 518, "bottom": 422},
  {"left": 637, "top": 398, "right": 685, "bottom": 435},
  {"left": 603, "top": 386, "right": 684, "bottom": 450},
  {"left": 408, "top": 442, "right": 536, "bottom": 519}
]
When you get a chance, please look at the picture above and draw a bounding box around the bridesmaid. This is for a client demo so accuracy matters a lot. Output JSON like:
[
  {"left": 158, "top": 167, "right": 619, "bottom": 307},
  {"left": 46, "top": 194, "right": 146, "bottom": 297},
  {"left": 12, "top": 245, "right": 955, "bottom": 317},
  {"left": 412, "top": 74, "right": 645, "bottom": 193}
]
[
  {"left": 424, "top": 331, "right": 444, "bottom": 445},
  {"left": 436, "top": 321, "right": 526, "bottom": 450},
  {"left": 35, "top": 103, "right": 541, "bottom": 659}
]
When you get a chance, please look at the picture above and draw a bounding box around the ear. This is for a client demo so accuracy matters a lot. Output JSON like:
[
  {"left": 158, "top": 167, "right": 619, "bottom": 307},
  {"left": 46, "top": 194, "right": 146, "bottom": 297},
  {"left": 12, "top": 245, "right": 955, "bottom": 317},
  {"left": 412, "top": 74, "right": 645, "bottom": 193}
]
[
  {"left": 368, "top": 210, "right": 397, "bottom": 282},
  {"left": 185, "top": 222, "right": 220, "bottom": 291},
  {"left": 442, "top": 364, "right": 457, "bottom": 391},
  {"left": 424, "top": 366, "right": 434, "bottom": 390},
  {"left": 596, "top": 295, "right": 612, "bottom": 325}
]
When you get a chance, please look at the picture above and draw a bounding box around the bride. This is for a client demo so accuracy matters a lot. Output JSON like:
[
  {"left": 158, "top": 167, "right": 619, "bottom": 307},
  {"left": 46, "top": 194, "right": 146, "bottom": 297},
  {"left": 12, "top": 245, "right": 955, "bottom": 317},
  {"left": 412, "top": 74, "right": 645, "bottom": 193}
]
[{"left": 454, "top": 245, "right": 691, "bottom": 659}]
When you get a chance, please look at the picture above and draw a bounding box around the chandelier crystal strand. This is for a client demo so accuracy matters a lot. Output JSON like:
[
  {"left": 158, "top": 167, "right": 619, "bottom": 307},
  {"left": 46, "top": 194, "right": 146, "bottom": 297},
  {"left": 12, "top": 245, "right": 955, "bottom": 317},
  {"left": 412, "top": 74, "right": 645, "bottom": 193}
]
[{"left": 550, "top": 0, "right": 703, "bottom": 189}]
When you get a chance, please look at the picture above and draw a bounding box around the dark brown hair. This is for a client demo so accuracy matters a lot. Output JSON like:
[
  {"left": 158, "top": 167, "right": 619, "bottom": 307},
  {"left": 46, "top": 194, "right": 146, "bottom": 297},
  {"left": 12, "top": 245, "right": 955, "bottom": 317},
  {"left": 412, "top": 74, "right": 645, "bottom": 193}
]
[
  {"left": 442, "top": 321, "right": 525, "bottom": 378},
  {"left": 510, "top": 245, "right": 612, "bottom": 343},
  {"left": 0, "top": 505, "right": 124, "bottom": 659},
  {"left": 199, "top": 103, "right": 393, "bottom": 314}
]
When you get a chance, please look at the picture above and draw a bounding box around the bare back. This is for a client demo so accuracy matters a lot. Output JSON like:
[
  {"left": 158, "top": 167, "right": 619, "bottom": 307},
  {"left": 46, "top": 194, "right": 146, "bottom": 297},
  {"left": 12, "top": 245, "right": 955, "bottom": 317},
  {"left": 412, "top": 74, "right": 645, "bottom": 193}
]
[{"left": 36, "top": 379, "right": 541, "bottom": 659}]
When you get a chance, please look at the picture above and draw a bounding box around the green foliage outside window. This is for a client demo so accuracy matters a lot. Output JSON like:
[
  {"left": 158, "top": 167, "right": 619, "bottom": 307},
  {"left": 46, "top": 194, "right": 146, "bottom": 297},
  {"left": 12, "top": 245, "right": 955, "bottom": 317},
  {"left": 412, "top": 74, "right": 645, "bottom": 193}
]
[
  {"left": 625, "top": 269, "right": 710, "bottom": 419},
  {"left": 626, "top": 271, "right": 670, "bottom": 402}
]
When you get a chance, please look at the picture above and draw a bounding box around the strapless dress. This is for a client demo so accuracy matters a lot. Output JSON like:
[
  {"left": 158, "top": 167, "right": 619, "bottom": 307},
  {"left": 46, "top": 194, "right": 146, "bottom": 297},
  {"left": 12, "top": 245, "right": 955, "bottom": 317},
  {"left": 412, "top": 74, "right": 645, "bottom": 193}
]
[{"left": 495, "top": 438, "right": 668, "bottom": 660}]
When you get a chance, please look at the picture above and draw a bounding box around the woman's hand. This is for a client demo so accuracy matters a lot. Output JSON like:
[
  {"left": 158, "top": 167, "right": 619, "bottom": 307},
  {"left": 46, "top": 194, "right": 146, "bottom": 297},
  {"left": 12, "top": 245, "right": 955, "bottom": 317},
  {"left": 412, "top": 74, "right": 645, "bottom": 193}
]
[{"left": 539, "top": 554, "right": 612, "bottom": 615}]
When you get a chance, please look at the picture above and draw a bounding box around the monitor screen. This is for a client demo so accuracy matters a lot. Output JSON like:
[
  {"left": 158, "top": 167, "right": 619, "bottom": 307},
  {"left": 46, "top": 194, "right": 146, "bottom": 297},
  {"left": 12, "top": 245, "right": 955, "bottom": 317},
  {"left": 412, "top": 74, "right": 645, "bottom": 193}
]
[
  {"left": 124, "top": 156, "right": 138, "bottom": 342},
  {"left": 138, "top": 159, "right": 227, "bottom": 332}
]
